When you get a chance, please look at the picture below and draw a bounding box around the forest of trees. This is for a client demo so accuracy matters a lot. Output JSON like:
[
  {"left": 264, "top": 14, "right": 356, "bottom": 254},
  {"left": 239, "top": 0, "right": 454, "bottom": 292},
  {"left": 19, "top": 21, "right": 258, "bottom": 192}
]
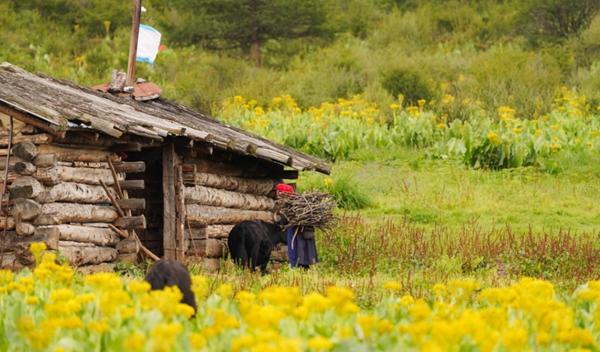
[{"left": 1, "top": 0, "right": 599, "bottom": 115}]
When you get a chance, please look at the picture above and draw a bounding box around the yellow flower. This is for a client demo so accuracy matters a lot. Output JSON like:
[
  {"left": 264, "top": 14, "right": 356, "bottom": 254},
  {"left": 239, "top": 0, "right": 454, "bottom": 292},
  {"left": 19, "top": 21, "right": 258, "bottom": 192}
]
[
  {"left": 406, "top": 106, "right": 420, "bottom": 117},
  {"left": 502, "top": 323, "right": 528, "bottom": 350},
  {"left": 192, "top": 275, "right": 209, "bottom": 299},
  {"left": 307, "top": 336, "right": 334, "bottom": 350},
  {"left": 30, "top": 242, "right": 47, "bottom": 263},
  {"left": 217, "top": 283, "right": 233, "bottom": 298},
  {"left": 233, "top": 95, "right": 244, "bottom": 105},
  {"left": 399, "top": 295, "right": 415, "bottom": 306},
  {"left": 25, "top": 296, "right": 39, "bottom": 305},
  {"left": 88, "top": 320, "right": 109, "bottom": 334},
  {"left": 189, "top": 333, "right": 206, "bottom": 349},
  {"left": 383, "top": 281, "right": 402, "bottom": 292},
  {"left": 441, "top": 94, "right": 455, "bottom": 105},
  {"left": 432, "top": 283, "right": 447, "bottom": 298},
  {"left": 124, "top": 332, "right": 145, "bottom": 350},
  {"left": 128, "top": 280, "right": 151, "bottom": 294},
  {"left": 417, "top": 99, "right": 426, "bottom": 108},
  {"left": 323, "top": 177, "right": 333, "bottom": 187},
  {"left": 377, "top": 319, "right": 394, "bottom": 333},
  {"left": 389, "top": 103, "right": 401, "bottom": 110},
  {"left": 498, "top": 106, "right": 516, "bottom": 121},
  {"left": 357, "top": 314, "right": 377, "bottom": 338},
  {"left": 0, "top": 270, "right": 14, "bottom": 285},
  {"left": 232, "top": 334, "right": 255, "bottom": 352},
  {"left": 487, "top": 131, "right": 501, "bottom": 145},
  {"left": 536, "top": 331, "right": 551, "bottom": 346}
]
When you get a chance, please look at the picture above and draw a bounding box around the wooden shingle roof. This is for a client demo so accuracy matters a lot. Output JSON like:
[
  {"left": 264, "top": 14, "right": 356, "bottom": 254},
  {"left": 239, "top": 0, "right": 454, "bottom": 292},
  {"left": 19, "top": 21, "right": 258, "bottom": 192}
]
[{"left": 0, "top": 63, "right": 330, "bottom": 174}]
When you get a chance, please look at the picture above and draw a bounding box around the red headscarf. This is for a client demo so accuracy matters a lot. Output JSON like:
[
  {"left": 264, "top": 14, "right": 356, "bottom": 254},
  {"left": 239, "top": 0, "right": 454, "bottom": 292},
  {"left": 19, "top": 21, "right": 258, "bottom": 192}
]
[{"left": 275, "top": 183, "right": 294, "bottom": 194}]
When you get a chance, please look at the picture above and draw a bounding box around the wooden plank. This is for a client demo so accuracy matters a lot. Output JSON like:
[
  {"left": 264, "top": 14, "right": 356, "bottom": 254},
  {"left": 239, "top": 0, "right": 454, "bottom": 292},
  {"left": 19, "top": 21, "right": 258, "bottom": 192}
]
[
  {"left": 254, "top": 147, "right": 292, "bottom": 164},
  {"left": 163, "top": 141, "right": 177, "bottom": 260},
  {"left": 0, "top": 104, "right": 65, "bottom": 137},
  {"left": 186, "top": 238, "right": 225, "bottom": 258},
  {"left": 58, "top": 242, "right": 118, "bottom": 266},
  {"left": 113, "top": 161, "right": 145, "bottom": 173},
  {"left": 184, "top": 185, "right": 275, "bottom": 211},
  {"left": 35, "top": 182, "right": 114, "bottom": 204},
  {"left": 37, "top": 145, "right": 118, "bottom": 162},
  {"left": 118, "top": 179, "right": 144, "bottom": 190},
  {"left": 35, "top": 203, "right": 118, "bottom": 225},
  {"left": 186, "top": 204, "right": 274, "bottom": 225},
  {"left": 175, "top": 164, "right": 185, "bottom": 261},
  {"left": 0, "top": 133, "right": 52, "bottom": 147},
  {"left": 115, "top": 215, "right": 146, "bottom": 230},
  {"left": 48, "top": 225, "right": 120, "bottom": 246},
  {"left": 183, "top": 172, "right": 277, "bottom": 196},
  {"left": 116, "top": 198, "right": 146, "bottom": 210}
]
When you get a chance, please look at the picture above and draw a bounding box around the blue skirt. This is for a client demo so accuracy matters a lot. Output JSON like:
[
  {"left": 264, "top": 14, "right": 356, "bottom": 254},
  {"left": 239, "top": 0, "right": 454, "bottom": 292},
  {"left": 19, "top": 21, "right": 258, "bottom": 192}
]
[{"left": 286, "top": 226, "right": 319, "bottom": 267}]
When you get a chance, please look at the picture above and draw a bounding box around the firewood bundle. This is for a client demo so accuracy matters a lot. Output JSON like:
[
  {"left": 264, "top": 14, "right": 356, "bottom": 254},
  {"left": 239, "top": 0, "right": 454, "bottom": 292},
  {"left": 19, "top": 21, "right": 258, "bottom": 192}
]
[{"left": 275, "top": 191, "right": 336, "bottom": 230}]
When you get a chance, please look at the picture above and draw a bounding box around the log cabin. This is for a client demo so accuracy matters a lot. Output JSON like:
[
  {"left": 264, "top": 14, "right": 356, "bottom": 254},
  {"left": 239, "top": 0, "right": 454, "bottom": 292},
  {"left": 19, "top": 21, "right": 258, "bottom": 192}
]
[{"left": 0, "top": 63, "right": 330, "bottom": 272}]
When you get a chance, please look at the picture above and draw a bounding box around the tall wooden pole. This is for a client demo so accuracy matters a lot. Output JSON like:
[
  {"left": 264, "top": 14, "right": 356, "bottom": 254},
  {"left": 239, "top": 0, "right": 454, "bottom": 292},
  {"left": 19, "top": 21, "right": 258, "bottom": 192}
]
[{"left": 126, "top": 0, "right": 142, "bottom": 87}]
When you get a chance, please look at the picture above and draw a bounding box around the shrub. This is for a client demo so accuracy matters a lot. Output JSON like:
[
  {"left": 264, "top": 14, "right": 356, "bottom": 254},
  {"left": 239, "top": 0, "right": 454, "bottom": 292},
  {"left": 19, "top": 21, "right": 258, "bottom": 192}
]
[
  {"left": 468, "top": 46, "right": 562, "bottom": 118},
  {"left": 299, "top": 174, "right": 372, "bottom": 210},
  {"left": 382, "top": 69, "right": 433, "bottom": 105},
  {"left": 518, "top": 0, "right": 600, "bottom": 44}
]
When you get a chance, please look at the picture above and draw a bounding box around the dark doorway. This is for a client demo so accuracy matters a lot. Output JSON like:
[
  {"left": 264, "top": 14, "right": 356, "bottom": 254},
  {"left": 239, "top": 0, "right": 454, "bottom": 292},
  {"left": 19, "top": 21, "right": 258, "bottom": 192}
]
[{"left": 125, "top": 147, "right": 164, "bottom": 257}]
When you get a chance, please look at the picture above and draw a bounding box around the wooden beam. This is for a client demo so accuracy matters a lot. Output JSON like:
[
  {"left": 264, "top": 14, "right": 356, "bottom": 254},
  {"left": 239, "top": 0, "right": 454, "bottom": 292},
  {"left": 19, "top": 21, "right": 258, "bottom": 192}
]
[
  {"left": 118, "top": 179, "right": 144, "bottom": 190},
  {"left": 175, "top": 164, "right": 185, "bottom": 261},
  {"left": 0, "top": 104, "right": 65, "bottom": 138},
  {"left": 116, "top": 198, "right": 145, "bottom": 210},
  {"left": 115, "top": 215, "right": 146, "bottom": 230},
  {"left": 113, "top": 161, "right": 145, "bottom": 173},
  {"left": 0, "top": 133, "right": 52, "bottom": 147},
  {"left": 163, "top": 141, "right": 177, "bottom": 260},
  {"left": 126, "top": 0, "right": 142, "bottom": 87}
]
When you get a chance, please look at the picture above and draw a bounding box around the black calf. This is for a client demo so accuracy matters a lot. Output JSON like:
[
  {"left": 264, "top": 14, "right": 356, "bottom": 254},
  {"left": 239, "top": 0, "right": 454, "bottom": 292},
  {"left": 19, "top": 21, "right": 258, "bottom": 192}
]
[
  {"left": 145, "top": 259, "right": 197, "bottom": 315},
  {"left": 227, "top": 220, "right": 286, "bottom": 274}
]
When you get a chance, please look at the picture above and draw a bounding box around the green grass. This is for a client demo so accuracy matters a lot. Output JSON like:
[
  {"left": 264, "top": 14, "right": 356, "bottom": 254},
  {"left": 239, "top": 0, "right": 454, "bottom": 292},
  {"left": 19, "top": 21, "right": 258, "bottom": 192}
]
[{"left": 300, "top": 147, "right": 600, "bottom": 233}]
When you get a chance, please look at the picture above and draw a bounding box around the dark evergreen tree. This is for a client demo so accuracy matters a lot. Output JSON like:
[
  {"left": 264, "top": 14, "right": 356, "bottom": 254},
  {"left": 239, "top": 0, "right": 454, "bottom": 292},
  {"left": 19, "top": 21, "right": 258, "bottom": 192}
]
[{"left": 153, "top": 0, "right": 330, "bottom": 67}]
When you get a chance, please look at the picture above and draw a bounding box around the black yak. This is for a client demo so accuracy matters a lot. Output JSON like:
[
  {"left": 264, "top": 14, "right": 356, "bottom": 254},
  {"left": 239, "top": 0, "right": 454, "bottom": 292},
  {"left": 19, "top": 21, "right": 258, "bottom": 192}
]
[
  {"left": 227, "top": 220, "right": 286, "bottom": 274},
  {"left": 145, "top": 259, "right": 197, "bottom": 315}
]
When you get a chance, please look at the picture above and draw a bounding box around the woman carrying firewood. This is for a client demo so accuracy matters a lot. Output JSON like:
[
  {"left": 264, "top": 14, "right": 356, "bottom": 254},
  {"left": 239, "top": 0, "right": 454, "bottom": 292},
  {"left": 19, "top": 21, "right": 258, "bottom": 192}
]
[{"left": 275, "top": 183, "right": 319, "bottom": 269}]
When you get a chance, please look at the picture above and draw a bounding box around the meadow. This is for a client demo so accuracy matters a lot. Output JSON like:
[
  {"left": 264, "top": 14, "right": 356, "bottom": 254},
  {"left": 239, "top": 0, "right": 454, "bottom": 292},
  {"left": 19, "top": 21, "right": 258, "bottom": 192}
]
[{"left": 1, "top": 0, "right": 600, "bottom": 350}]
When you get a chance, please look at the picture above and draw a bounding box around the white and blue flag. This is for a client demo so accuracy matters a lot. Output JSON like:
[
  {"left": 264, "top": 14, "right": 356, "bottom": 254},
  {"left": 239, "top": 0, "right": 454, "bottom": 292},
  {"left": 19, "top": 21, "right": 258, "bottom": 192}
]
[{"left": 136, "top": 24, "right": 161, "bottom": 64}]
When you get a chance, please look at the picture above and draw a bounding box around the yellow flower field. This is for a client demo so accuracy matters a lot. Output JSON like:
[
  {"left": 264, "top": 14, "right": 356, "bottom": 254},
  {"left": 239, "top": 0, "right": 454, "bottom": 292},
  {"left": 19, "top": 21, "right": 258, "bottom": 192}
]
[
  {"left": 2, "top": 244, "right": 600, "bottom": 351},
  {"left": 219, "top": 89, "right": 600, "bottom": 169}
]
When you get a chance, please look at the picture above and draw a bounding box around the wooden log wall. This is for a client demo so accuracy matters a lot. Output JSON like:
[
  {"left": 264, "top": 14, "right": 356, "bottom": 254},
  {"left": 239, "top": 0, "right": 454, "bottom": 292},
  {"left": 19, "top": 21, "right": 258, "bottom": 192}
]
[
  {"left": 0, "top": 125, "right": 147, "bottom": 270},
  {"left": 180, "top": 151, "right": 296, "bottom": 271}
]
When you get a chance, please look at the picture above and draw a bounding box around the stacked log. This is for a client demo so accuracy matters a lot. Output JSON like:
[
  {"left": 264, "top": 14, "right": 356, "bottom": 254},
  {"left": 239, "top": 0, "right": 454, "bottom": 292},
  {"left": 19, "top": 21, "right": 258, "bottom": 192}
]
[{"left": 0, "top": 129, "right": 142, "bottom": 270}]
